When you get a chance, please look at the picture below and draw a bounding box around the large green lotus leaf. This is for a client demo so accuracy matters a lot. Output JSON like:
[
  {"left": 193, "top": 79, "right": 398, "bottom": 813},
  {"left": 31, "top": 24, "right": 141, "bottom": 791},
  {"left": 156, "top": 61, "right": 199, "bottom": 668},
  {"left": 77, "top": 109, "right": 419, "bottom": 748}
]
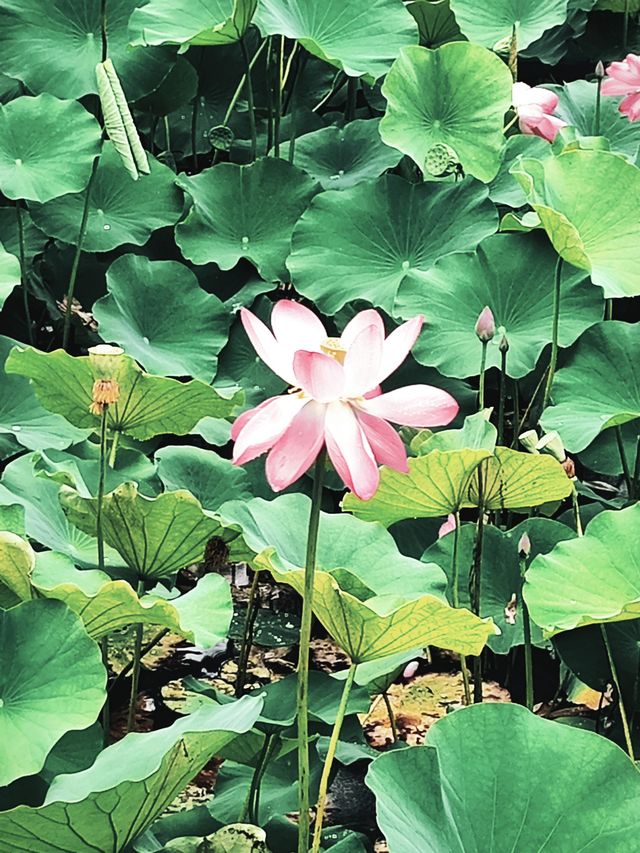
[
  {"left": 424, "top": 519, "right": 575, "bottom": 653},
  {"left": 0, "top": 0, "right": 175, "bottom": 100},
  {"left": 0, "top": 695, "right": 262, "bottom": 853},
  {"left": 366, "top": 702, "right": 640, "bottom": 853},
  {"left": 0, "top": 94, "right": 101, "bottom": 203},
  {"left": 254, "top": 0, "right": 418, "bottom": 80},
  {"left": 219, "top": 493, "right": 447, "bottom": 599},
  {"left": 407, "top": 0, "right": 465, "bottom": 47},
  {"left": 93, "top": 255, "right": 230, "bottom": 381},
  {"left": 263, "top": 565, "right": 495, "bottom": 662},
  {"left": 449, "top": 0, "right": 568, "bottom": 50},
  {"left": 176, "top": 158, "right": 318, "bottom": 282},
  {"left": 344, "top": 447, "right": 572, "bottom": 525},
  {"left": 156, "top": 446, "right": 254, "bottom": 512},
  {"left": 0, "top": 599, "right": 105, "bottom": 787},
  {"left": 32, "top": 550, "right": 232, "bottom": 644},
  {"left": 6, "top": 345, "right": 242, "bottom": 440},
  {"left": 550, "top": 80, "right": 640, "bottom": 161},
  {"left": 30, "top": 142, "right": 184, "bottom": 252},
  {"left": 130, "top": 0, "right": 257, "bottom": 47},
  {"left": 489, "top": 135, "right": 550, "bottom": 207},
  {"left": 281, "top": 119, "right": 403, "bottom": 191},
  {"left": 0, "top": 241, "right": 19, "bottom": 308},
  {"left": 578, "top": 418, "right": 640, "bottom": 476},
  {"left": 287, "top": 174, "right": 496, "bottom": 314},
  {"left": 540, "top": 321, "right": 640, "bottom": 452},
  {"left": 0, "top": 336, "right": 89, "bottom": 457},
  {"left": 395, "top": 233, "right": 602, "bottom": 379},
  {"left": 0, "top": 531, "right": 34, "bottom": 608},
  {"left": 511, "top": 150, "right": 640, "bottom": 298},
  {"left": 0, "top": 454, "right": 123, "bottom": 568},
  {"left": 525, "top": 504, "right": 640, "bottom": 635},
  {"left": 379, "top": 43, "right": 512, "bottom": 182},
  {"left": 59, "top": 483, "right": 246, "bottom": 581}
]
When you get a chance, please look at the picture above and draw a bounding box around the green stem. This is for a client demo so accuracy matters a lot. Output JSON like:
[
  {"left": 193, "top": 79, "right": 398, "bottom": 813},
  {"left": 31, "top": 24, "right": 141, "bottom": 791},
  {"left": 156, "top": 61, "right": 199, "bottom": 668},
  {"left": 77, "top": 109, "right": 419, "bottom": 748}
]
[
  {"left": 519, "top": 554, "right": 534, "bottom": 711},
  {"left": 498, "top": 345, "right": 508, "bottom": 446},
  {"left": 239, "top": 37, "right": 257, "bottom": 161},
  {"left": 470, "top": 467, "right": 486, "bottom": 704},
  {"left": 297, "top": 448, "right": 326, "bottom": 853},
  {"left": 287, "top": 48, "right": 306, "bottom": 165},
  {"left": 311, "top": 663, "right": 357, "bottom": 853},
  {"left": 274, "top": 36, "right": 284, "bottom": 157},
  {"left": 108, "top": 430, "right": 119, "bottom": 468},
  {"left": 236, "top": 569, "right": 261, "bottom": 697},
  {"left": 242, "top": 733, "right": 273, "bottom": 823},
  {"left": 163, "top": 115, "right": 171, "bottom": 152},
  {"left": 252, "top": 735, "right": 277, "bottom": 825},
  {"left": 126, "top": 581, "right": 145, "bottom": 734},
  {"left": 508, "top": 24, "right": 518, "bottom": 82},
  {"left": 100, "top": 0, "right": 108, "bottom": 62},
  {"left": 633, "top": 437, "right": 640, "bottom": 501},
  {"left": 382, "top": 690, "right": 398, "bottom": 743},
  {"left": 265, "top": 37, "right": 274, "bottom": 155},
  {"left": 572, "top": 486, "right": 583, "bottom": 537},
  {"left": 108, "top": 627, "right": 168, "bottom": 693},
  {"left": 96, "top": 406, "right": 109, "bottom": 573},
  {"left": 62, "top": 157, "right": 99, "bottom": 350},
  {"left": 542, "top": 256, "right": 564, "bottom": 410},
  {"left": 595, "top": 75, "right": 602, "bottom": 136},
  {"left": 605, "top": 298, "right": 614, "bottom": 321},
  {"left": 616, "top": 426, "right": 633, "bottom": 498},
  {"left": 601, "top": 623, "right": 635, "bottom": 761},
  {"left": 16, "top": 200, "right": 34, "bottom": 346},
  {"left": 478, "top": 342, "right": 488, "bottom": 410},
  {"left": 451, "top": 512, "right": 472, "bottom": 706},
  {"left": 100, "top": 635, "right": 110, "bottom": 744}
]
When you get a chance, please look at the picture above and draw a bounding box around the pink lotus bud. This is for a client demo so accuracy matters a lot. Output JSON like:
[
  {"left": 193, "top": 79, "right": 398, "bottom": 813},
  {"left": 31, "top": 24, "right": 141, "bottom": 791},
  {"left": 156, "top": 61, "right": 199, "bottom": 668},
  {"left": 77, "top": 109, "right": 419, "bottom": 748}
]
[
  {"left": 475, "top": 306, "right": 495, "bottom": 342},
  {"left": 403, "top": 660, "right": 419, "bottom": 680},
  {"left": 518, "top": 532, "right": 531, "bottom": 558},
  {"left": 438, "top": 513, "right": 457, "bottom": 539}
]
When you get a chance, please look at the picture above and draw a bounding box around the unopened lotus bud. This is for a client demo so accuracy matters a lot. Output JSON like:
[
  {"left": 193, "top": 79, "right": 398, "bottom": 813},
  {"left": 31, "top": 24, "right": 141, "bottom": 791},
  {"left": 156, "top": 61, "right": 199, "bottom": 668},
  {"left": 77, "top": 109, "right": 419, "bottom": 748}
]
[
  {"left": 499, "top": 333, "right": 509, "bottom": 353},
  {"left": 519, "top": 429, "right": 540, "bottom": 454},
  {"left": 403, "top": 660, "right": 419, "bottom": 680},
  {"left": 518, "top": 532, "right": 531, "bottom": 558},
  {"left": 438, "top": 513, "right": 457, "bottom": 539},
  {"left": 88, "top": 344, "right": 125, "bottom": 380},
  {"left": 562, "top": 457, "right": 576, "bottom": 479},
  {"left": 536, "top": 430, "right": 566, "bottom": 463},
  {"left": 475, "top": 306, "right": 495, "bottom": 342},
  {"left": 595, "top": 60, "right": 605, "bottom": 79}
]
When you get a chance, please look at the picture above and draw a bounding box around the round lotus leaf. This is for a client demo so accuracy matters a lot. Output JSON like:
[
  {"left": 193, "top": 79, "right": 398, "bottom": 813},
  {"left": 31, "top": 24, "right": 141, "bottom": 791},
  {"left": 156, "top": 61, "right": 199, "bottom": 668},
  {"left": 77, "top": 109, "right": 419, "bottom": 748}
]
[
  {"left": 0, "top": 94, "right": 101, "bottom": 203},
  {"left": 156, "top": 445, "right": 254, "bottom": 511},
  {"left": 449, "top": 0, "right": 568, "bottom": 50},
  {"left": 0, "top": 530, "right": 34, "bottom": 608},
  {"left": 94, "top": 255, "right": 230, "bottom": 381},
  {"left": 380, "top": 43, "right": 512, "bottom": 182},
  {"left": 254, "top": 0, "right": 418, "bottom": 80},
  {"left": 511, "top": 149, "right": 640, "bottom": 298},
  {"left": 281, "top": 119, "right": 403, "bottom": 190},
  {"left": 367, "top": 702, "right": 640, "bottom": 853},
  {"left": 407, "top": 0, "right": 465, "bottom": 47},
  {"left": 0, "top": 598, "right": 105, "bottom": 787},
  {"left": 287, "top": 173, "right": 497, "bottom": 314},
  {"left": 176, "top": 157, "right": 318, "bottom": 281},
  {"left": 489, "top": 135, "right": 550, "bottom": 208},
  {"left": 550, "top": 79, "right": 640, "bottom": 161},
  {"left": 129, "top": 0, "right": 257, "bottom": 47},
  {"left": 525, "top": 503, "right": 640, "bottom": 635},
  {"left": 30, "top": 141, "right": 184, "bottom": 252},
  {"left": 395, "top": 232, "right": 603, "bottom": 379},
  {"left": 0, "top": 0, "right": 176, "bottom": 100},
  {"left": 540, "top": 321, "right": 640, "bottom": 452}
]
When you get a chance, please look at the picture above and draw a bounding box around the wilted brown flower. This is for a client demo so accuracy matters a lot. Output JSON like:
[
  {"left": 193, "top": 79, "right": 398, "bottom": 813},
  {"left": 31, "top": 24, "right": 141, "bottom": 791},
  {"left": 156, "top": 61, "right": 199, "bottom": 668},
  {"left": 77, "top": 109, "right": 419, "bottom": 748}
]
[{"left": 90, "top": 379, "right": 120, "bottom": 415}]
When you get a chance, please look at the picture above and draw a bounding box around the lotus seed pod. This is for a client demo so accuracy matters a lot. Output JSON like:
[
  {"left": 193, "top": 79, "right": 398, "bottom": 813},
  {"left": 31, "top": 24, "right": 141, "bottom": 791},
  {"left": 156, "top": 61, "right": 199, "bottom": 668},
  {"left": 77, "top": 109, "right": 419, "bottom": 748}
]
[
  {"left": 519, "top": 429, "right": 540, "bottom": 454},
  {"left": 88, "top": 344, "right": 125, "bottom": 380},
  {"left": 536, "top": 430, "right": 566, "bottom": 463},
  {"left": 208, "top": 125, "right": 235, "bottom": 152},
  {"left": 424, "top": 143, "right": 461, "bottom": 178}
]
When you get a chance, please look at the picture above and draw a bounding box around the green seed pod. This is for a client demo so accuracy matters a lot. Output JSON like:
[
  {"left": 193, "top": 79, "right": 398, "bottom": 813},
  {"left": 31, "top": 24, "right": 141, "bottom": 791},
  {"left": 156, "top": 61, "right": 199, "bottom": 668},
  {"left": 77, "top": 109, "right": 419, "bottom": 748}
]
[
  {"left": 96, "top": 58, "right": 151, "bottom": 181},
  {"left": 424, "top": 143, "right": 461, "bottom": 178},
  {"left": 208, "top": 124, "right": 235, "bottom": 151}
]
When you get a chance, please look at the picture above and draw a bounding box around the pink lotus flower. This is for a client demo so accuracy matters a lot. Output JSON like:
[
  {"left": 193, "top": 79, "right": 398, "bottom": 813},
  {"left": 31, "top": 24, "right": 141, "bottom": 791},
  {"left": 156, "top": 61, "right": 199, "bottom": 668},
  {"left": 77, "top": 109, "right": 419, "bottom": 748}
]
[
  {"left": 512, "top": 82, "right": 567, "bottom": 142},
  {"left": 602, "top": 54, "right": 640, "bottom": 122},
  {"left": 231, "top": 301, "right": 459, "bottom": 500}
]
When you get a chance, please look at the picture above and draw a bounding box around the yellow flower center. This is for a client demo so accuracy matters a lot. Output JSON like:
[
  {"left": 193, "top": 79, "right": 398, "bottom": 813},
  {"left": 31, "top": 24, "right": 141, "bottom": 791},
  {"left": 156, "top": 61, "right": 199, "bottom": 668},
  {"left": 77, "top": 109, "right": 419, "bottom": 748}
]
[{"left": 320, "top": 337, "right": 346, "bottom": 364}]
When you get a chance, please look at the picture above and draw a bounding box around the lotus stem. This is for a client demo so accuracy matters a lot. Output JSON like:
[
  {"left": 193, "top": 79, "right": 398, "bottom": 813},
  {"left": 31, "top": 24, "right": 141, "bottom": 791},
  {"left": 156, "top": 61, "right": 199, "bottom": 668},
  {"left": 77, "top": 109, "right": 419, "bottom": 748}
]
[
  {"left": 215, "top": 39, "right": 267, "bottom": 164},
  {"left": 601, "top": 624, "right": 635, "bottom": 761},
  {"left": 240, "top": 732, "right": 274, "bottom": 823},
  {"left": 498, "top": 338, "right": 509, "bottom": 446},
  {"left": 595, "top": 76, "right": 602, "bottom": 137},
  {"left": 572, "top": 487, "right": 583, "bottom": 537},
  {"left": 236, "top": 568, "right": 261, "bottom": 697},
  {"left": 100, "top": 0, "right": 108, "bottom": 62},
  {"left": 286, "top": 49, "right": 307, "bottom": 165},
  {"left": 470, "top": 468, "right": 486, "bottom": 704},
  {"left": 451, "top": 511, "right": 472, "bottom": 706},
  {"left": 239, "top": 37, "right": 257, "bottom": 161},
  {"left": 311, "top": 662, "right": 357, "bottom": 853},
  {"left": 519, "top": 553, "right": 534, "bottom": 711},
  {"left": 252, "top": 734, "right": 277, "bottom": 825},
  {"left": 297, "top": 448, "right": 326, "bottom": 853},
  {"left": 266, "top": 38, "right": 274, "bottom": 154},
  {"left": 62, "top": 157, "right": 99, "bottom": 350},
  {"left": 542, "top": 256, "right": 564, "bottom": 410},
  {"left": 382, "top": 690, "right": 398, "bottom": 743},
  {"left": 108, "top": 429, "right": 119, "bottom": 468},
  {"left": 615, "top": 426, "right": 633, "bottom": 498},
  {"left": 508, "top": 24, "right": 518, "bottom": 82},
  {"left": 96, "top": 405, "right": 109, "bottom": 573},
  {"left": 274, "top": 36, "right": 284, "bottom": 156},
  {"left": 633, "top": 437, "right": 640, "bottom": 501},
  {"left": 15, "top": 200, "right": 33, "bottom": 346},
  {"left": 478, "top": 341, "right": 488, "bottom": 411},
  {"left": 126, "top": 581, "right": 145, "bottom": 734}
]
